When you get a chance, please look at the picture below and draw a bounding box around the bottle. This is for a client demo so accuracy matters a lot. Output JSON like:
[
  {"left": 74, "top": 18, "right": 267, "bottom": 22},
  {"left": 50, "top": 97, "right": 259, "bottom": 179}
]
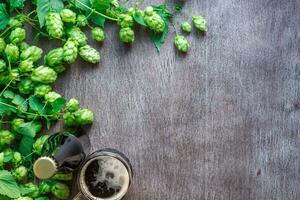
[{"left": 33, "top": 133, "right": 85, "bottom": 180}]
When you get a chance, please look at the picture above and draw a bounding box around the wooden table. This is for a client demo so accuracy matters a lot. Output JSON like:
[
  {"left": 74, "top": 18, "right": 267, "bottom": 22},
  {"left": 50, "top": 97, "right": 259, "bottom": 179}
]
[{"left": 53, "top": 0, "right": 300, "bottom": 199}]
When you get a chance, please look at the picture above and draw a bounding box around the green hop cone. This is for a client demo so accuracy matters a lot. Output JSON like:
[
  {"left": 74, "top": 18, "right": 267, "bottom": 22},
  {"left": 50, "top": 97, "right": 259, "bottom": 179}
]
[
  {"left": 119, "top": 27, "right": 135, "bottom": 43},
  {"left": 0, "top": 130, "right": 15, "bottom": 146},
  {"left": 31, "top": 66, "right": 57, "bottom": 84},
  {"left": 91, "top": 27, "right": 105, "bottom": 42},
  {"left": 76, "top": 14, "right": 88, "bottom": 27},
  {"left": 118, "top": 14, "right": 134, "bottom": 28},
  {"left": 60, "top": 9, "right": 76, "bottom": 24},
  {"left": 193, "top": 15, "right": 207, "bottom": 32},
  {"left": 9, "top": 27, "right": 26, "bottom": 44},
  {"left": 34, "top": 85, "right": 52, "bottom": 97},
  {"left": 45, "top": 91, "right": 61, "bottom": 103},
  {"left": 67, "top": 27, "right": 87, "bottom": 47},
  {"left": 63, "top": 39, "right": 78, "bottom": 64},
  {"left": 45, "top": 48, "right": 64, "bottom": 67},
  {"left": 63, "top": 112, "right": 76, "bottom": 126},
  {"left": 66, "top": 98, "right": 80, "bottom": 112},
  {"left": 174, "top": 35, "right": 190, "bottom": 53},
  {"left": 51, "top": 182, "right": 70, "bottom": 200},
  {"left": 73, "top": 108, "right": 94, "bottom": 125},
  {"left": 19, "top": 60, "right": 34, "bottom": 73},
  {"left": 45, "top": 12, "right": 64, "bottom": 39},
  {"left": 11, "top": 118, "right": 24, "bottom": 133},
  {"left": 19, "top": 41, "right": 29, "bottom": 52},
  {"left": 79, "top": 45, "right": 100, "bottom": 64},
  {"left": 33, "top": 135, "right": 49, "bottom": 155},
  {"left": 144, "top": 7, "right": 165, "bottom": 33},
  {"left": 0, "top": 38, "right": 6, "bottom": 53},
  {"left": 12, "top": 152, "right": 22, "bottom": 165},
  {"left": 18, "top": 78, "right": 35, "bottom": 94},
  {"left": 5, "top": 44, "right": 19, "bottom": 63},
  {"left": 0, "top": 59, "right": 6, "bottom": 72},
  {"left": 24, "top": 182, "right": 40, "bottom": 198},
  {"left": 20, "top": 46, "right": 43, "bottom": 62},
  {"left": 181, "top": 21, "right": 192, "bottom": 33},
  {"left": 8, "top": 15, "right": 26, "bottom": 28},
  {"left": 12, "top": 165, "right": 27, "bottom": 181}
]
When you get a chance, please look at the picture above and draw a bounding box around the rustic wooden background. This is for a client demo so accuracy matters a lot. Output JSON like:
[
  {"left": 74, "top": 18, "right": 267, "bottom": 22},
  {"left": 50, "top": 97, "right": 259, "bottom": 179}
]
[{"left": 54, "top": 0, "right": 300, "bottom": 199}]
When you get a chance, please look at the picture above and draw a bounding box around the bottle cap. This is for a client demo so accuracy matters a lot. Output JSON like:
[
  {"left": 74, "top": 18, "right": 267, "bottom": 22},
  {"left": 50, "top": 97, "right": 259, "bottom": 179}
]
[{"left": 33, "top": 157, "right": 57, "bottom": 179}]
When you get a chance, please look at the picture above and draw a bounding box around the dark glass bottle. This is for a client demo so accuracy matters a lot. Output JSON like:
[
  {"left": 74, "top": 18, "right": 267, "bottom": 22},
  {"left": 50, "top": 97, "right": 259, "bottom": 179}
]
[{"left": 33, "top": 133, "right": 85, "bottom": 180}]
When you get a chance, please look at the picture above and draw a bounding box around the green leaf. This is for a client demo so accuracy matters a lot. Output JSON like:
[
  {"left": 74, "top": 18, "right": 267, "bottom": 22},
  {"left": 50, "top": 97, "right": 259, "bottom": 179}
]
[
  {"left": 7, "top": 0, "right": 25, "bottom": 12},
  {"left": 29, "top": 96, "right": 45, "bottom": 113},
  {"left": 90, "top": 0, "right": 111, "bottom": 13},
  {"left": 133, "top": 12, "right": 146, "bottom": 26},
  {"left": 12, "top": 94, "right": 28, "bottom": 112},
  {"left": 149, "top": 4, "right": 173, "bottom": 51},
  {"left": 37, "top": 0, "right": 64, "bottom": 27},
  {"left": 2, "top": 90, "right": 15, "bottom": 99},
  {"left": 0, "top": 195, "right": 10, "bottom": 200},
  {"left": 20, "top": 185, "right": 33, "bottom": 196},
  {"left": 69, "top": 0, "right": 91, "bottom": 12},
  {"left": 0, "top": 3, "right": 9, "bottom": 30},
  {"left": 89, "top": 12, "right": 105, "bottom": 27},
  {"left": 51, "top": 97, "right": 66, "bottom": 113},
  {"left": 19, "top": 136, "right": 34, "bottom": 156},
  {"left": 19, "top": 121, "right": 42, "bottom": 138},
  {"left": 0, "top": 98, "right": 16, "bottom": 116},
  {"left": 0, "top": 170, "right": 21, "bottom": 198}
]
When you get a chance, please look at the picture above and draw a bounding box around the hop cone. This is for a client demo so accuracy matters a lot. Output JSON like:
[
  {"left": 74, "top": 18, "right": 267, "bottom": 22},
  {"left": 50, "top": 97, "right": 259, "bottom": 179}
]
[
  {"left": 20, "top": 46, "right": 43, "bottom": 62},
  {"left": 45, "top": 48, "right": 64, "bottom": 67},
  {"left": 31, "top": 66, "right": 57, "bottom": 84},
  {"left": 60, "top": 9, "right": 76, "bottom": 24},
  {"left": 76, "top": 14, "right": 88, "bottom": 27},
  {"left": 181, "top": 22, "right": 192, "bottom": 33},
  {"left": 45, "top": 12, "right": 64, "bottom": 39},
  {"left": 91, "top": 27, "right": 105, "bottom": 42},
  {"left": 79, "top": 45, "right": 100, "bottom": 64},
  {"left": 119, "top": 27, "right": 135, "bottom": 43},
  {"left": 174, "top": 35, "right": 190, "bottom": 53},
  {"left": 67, "top": 27, "right": 87, "bottom": 47},
  {"left": 193, "top": 16, "right": 207, "bottom": 32},
  {"left": 144, "top": 8, "right": 165, "bottom": 33},
  {"left": 0, "top": 59, "right": 6, "bottom": 72},
  {"left": 9, "top": 27, "right": 26, "bottom": 44},
  {"left": 5, "top": 44, "right": 19, "bottom": 63},
  {"left": 19, "top": 60, "right": 34, "bottom": 73},
  {"left": 63, "top": 39, "right": 78, "bottom": 64},
  {"left": 118, "top": 14, "right": 134, "bottom": 28}
]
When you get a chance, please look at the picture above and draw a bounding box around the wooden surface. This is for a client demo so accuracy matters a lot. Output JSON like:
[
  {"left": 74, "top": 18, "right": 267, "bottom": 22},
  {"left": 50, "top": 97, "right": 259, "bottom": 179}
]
[{"left": 53, "top": 0, "right": 300, "bottom": 199}]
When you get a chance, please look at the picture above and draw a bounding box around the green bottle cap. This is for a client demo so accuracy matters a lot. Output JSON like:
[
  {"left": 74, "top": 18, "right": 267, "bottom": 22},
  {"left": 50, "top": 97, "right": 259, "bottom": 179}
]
[{"left": 33, "top": 157, "right": 57, "bottom": 179}]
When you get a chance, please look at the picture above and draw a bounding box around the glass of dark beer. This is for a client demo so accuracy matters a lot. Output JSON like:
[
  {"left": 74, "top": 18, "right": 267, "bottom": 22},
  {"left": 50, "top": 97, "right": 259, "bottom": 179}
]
[{"left": 74, "top": 148, "right": 133, "bottom": 200}]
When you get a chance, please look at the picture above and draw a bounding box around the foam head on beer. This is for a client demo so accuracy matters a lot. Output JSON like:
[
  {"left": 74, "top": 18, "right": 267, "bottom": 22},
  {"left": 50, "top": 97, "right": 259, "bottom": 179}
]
[{"left": 80, "top": 155, "right": 130, "bottom": 200}]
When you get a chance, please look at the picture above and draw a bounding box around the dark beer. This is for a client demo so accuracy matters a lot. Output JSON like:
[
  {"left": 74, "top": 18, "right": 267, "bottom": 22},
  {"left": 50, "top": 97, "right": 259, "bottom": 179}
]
[{"left": 77, "top": 149, "right": 133, "bottom": 200}]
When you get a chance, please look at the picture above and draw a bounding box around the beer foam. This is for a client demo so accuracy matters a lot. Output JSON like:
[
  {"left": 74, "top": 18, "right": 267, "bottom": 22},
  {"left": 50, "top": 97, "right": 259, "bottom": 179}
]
[{"left": 80, "top": 156, "right": 130, "bottom": 200}]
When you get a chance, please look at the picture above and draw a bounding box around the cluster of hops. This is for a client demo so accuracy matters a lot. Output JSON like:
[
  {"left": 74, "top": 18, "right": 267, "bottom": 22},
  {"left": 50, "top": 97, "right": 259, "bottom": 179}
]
[
  {"left": 43, "top": 9, "right": 101, "bottom": 64},
  {"left": 174, "top": 16, "right": 207, "bottom": 53},
  {"left": 63, "top": 98, "right": 94, "bottom": 126}
]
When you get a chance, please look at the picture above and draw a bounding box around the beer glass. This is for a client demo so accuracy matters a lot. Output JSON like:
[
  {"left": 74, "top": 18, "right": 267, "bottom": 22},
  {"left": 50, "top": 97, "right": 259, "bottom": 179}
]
[{"left": 74, "top": 148, "right": 133, "bottom": 200}]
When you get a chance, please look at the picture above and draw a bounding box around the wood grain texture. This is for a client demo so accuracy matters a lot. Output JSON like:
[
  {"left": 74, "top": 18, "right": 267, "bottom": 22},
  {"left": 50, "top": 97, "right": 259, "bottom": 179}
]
[{"left": 52, "top": 0, "right": 300, "bottom": 199}]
